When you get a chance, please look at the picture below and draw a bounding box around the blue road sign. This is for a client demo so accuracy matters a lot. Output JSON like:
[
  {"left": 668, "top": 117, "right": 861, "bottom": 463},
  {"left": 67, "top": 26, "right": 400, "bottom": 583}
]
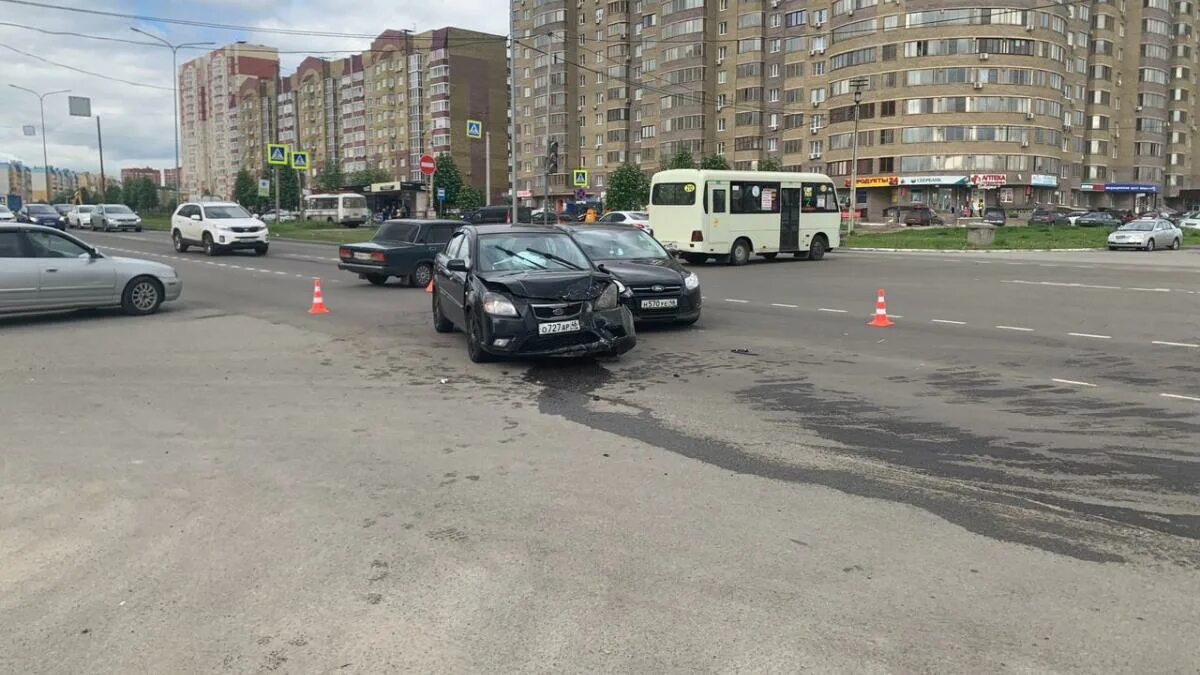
[
  {"left": 466, "top": 119, "right": 483, "bottom": 139},
  {"left": 267, "top": 144, "right": 288, "bottom": 165},
  {"left": 437, "top": 187, "right": 447, "bottom": 201}
]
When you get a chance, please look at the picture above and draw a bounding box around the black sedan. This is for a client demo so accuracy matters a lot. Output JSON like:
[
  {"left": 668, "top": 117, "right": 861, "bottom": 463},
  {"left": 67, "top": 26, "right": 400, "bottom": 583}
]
[
  {"left": 1075, "top": 211, "right": 1124, "bottom": 228},
  {"left": 18, "top": 203, "right": 65, "bottom": 229},
  {"left": 431, "top": 224, "right": 636, "bottom": 362},
  {"left": 337, "top": 219, "right": 458, "bottom": 287},
  {"left": 560, "top": 223, "right": 700, "bottom": 326}
]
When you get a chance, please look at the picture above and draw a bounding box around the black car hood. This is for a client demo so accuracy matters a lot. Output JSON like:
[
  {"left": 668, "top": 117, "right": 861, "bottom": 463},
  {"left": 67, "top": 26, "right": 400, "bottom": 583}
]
[
  {"left": 595, "top": 258, "right": 686, "bottom": 285},
  {"left": 476, "top": 269, "right": 608, "bottom": 301}
]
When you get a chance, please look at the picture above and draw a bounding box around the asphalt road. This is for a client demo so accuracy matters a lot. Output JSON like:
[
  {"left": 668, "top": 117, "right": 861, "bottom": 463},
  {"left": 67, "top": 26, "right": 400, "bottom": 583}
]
[{"left": 2, "top": 229, "right": 1198, "bottom": 672}]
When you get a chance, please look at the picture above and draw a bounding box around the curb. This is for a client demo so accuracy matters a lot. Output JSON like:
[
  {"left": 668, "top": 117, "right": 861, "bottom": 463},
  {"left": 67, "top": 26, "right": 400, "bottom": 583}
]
[{"left": 844, "top": 247, "right": 1103, "bottom": 253}]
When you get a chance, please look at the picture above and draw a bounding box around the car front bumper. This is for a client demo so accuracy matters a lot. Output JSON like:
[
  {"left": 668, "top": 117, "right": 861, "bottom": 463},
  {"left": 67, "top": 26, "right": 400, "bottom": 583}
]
[
  {"left": 162, "top": 277, "right": 183, "bottom": 302},
  {"left": 624, "top": 288, "right": 702, "bottom": 323},
  {"left": 214, "top": 232, "right": 268, "bottom": 248},
  {"left": 1108, "top": 240, "right": 1149, "bottom": 248},
  {"left": 480, "top": 304, "right": 636, "bottom": 357}
]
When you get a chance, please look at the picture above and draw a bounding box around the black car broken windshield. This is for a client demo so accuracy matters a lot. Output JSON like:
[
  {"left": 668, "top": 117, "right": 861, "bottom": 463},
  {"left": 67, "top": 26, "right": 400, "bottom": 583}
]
[{"left": 477, "top": 233, "right": 591, "bottom": 273}]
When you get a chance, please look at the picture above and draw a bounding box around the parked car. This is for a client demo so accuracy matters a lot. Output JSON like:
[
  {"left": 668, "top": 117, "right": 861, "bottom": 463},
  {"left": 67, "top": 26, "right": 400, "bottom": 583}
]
[
  {"left": 462, "top": 205, "right": 533, "bottom": 224},
  {"left": 981, "top": 207, "right": 1007, "bottom": 226},
  {"left": 1107, "top": 219, "right": 1183, "bottom": 251},
  {"left": 337, "top": 219, "right": 458, "bottom": 287},
  {"left": 89, "top": 204, "right": 143, "bottom": 232},
  {"left": 67, "top": 204, "right": 95, "bottom": 228},
  {"left": 0, "top": 224, "right": 181, "bottom": 316},
  {"left": 431, "top": 223, "right": 636, "bottom": 362},
  {"left": 18, "top": 203, "right": 65, "bottom": 229},
  {"left": 560, "top": 223, "right": 700, "bottom": 325},
  {"left": 530, "top": 211, "right": 574, "bottom": 224},
  {"left": 0, "top": 204, "right": 15, "bottom": 222},
  {"left": 595, "top": 210, "right": 653, "bottom": 235},
  {"left": 1027, "top": 205, "right": 1072, "bottom": 226},
  {"left": 889, "top": 203, "right": 944, "bottom": 227},
  {"left": 171, "top": 201, "right": 268, "bottom": 256},
  {"left": 1178, "top": 212, "right": 1200, "bottom": 230},
  {"left": 1075, "top": 211, "right": 1124, "bottom": 228},
  {"left": 52, "top": 204, "right": 72, "bottom": 223},
  {"left": 258, "top": 209, "right": 296, "bottom": 223}
]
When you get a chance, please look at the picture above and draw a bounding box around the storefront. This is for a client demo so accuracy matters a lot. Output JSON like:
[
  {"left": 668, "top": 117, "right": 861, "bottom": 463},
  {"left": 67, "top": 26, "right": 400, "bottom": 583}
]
[
  {"left": 1075, "top": 183, "right": 1160, "bottom": 211},
  {"left": 898, "top": 175, "right": 970, "bottom": 213},
  {"left": 364, "top": 181, "right": 430, "bottom": 218},
  {"left": 842, "top": 176, "right": 899, "bottom": 222}
]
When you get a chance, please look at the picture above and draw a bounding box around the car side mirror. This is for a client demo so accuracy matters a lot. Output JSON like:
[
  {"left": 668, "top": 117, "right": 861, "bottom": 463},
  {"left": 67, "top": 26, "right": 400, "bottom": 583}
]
[
  {"left": 446, "top": 258, "right": 468, "bottom": 272},
  {"left": 190, "top": 214, "right": 202, "bottom": 221}
]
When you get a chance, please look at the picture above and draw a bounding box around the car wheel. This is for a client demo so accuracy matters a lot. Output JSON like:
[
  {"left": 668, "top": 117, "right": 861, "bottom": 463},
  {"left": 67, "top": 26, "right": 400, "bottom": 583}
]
[
  {"left": 1146, "top": 238, "right": 1156, "bottom": 252},
  {"left": 1171, "top": 238, "right": 1181, "bottom": 250},
  {"left": 432, "top": 291, "right": 454, "bottom": 333},
  {"left": 365, "top": 274, "right": 388, "bottom": 286},
  {"left": 203, "top": 233, "right": 219, "bottom": 256},
  {"left": 1108, "top": 246, "right": 1117, "bottom": 251},
  {"left": 760, "top": 252, "right": 778, "bottom": 260},
  {"left": 728, "top": 238, "right": 752, "bottom": 266},
  {"left": 410, "top": 262, "right": 434, "bottom": 289},
  {"left": 253, "top": 244, "right": 268, "bottom": 256},
  {"left": 135, "top": 227, "right": 142, "bottom": 232},
  {"left": 682, "top": 253, "right": 707, "bottom": 265},
  {"left": 172, "top": 230, "right": 189, "bottom": 252},
  {"left": 807, "top": 235, "right": 828, "bottom": 261},
  {"left": 121, "top": 276, "right": 163, "bottom": 316},
  {"left": 466, "top": 313, "right": 495, "bottom": 363}
]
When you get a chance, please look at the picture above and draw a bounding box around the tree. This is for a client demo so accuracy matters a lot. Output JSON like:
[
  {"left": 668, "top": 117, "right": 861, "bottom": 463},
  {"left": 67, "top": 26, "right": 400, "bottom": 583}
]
[
  {"left": 665, "top": 148, "right": 696, "bottom": 170},
  {"left": 277, "top": 168, "right": 301, "bottom": 211},
  {"left": 431, "top": 154, "right": 463, "bottom": 215},
  {"left": 315, "top": 160, "right": 345, "bottom": 193},
  {"left": 347, "top": 167, "right": 391, "bottom": 187},
  {"left": 104, "top": 183, "right": 121, "bottom": 203},
  {"left": 137, "top": 177, "right": 159, "bottom": 211},
  {"left": 605, "top": 163, "right": 651, "bottom": 211},
  {"left": 456, "top": 185, "right": 486, "bottom": 212},
  {"left": 700, "top": 154, "right": 729, "bottom": 170},
  {"left": 759, "top": 157, "right": 784, "bottom": 172},
  {"left": 233, "top": 169, "right": 258, "bottom": 210}
]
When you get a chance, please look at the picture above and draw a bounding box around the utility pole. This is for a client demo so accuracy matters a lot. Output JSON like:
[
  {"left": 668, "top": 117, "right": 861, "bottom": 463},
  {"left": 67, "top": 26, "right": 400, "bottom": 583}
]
[
  {"left": 545, "top": 138, "right": 558, "bottom": 216},
  {"left": 97, "top": 116, "right": 106, "bottom": 199},
  {"left": 507, "top": 26, "right": 519, "bottom": 223},
  {"left": 485, "top": 131, "right": 492, "bottom": 205},
  {"left": 9, "top": 85, "right": 69, "bottom": 201},
  {"left": 846, "top": 78, "right": 869, "bottom": 235}
]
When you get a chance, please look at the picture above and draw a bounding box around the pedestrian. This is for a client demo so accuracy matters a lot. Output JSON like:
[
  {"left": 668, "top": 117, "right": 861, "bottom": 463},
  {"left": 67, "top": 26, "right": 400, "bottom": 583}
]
[{"left": 585, "top": 208, "right": 597, "bottom": 223}]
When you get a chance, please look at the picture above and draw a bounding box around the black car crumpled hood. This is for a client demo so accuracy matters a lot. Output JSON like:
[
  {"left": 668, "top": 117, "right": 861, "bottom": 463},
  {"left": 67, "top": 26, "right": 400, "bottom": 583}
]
[
  {"left": 476, "top": 270, "right": 608, "bottom": 301},
  {"left": 594, "top": 258, "right": 685, "bottom": 286}
]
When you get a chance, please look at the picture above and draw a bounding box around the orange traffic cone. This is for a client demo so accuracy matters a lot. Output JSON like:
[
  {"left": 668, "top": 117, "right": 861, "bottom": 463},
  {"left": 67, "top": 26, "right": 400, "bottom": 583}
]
[
  {"left": 867, "top": 288, "right": 893, "bottom": 327},
  {"left": 308, "top": 277, "right": 330, "bottom": 315},
  {"left": 425, "top": 280, "right": 433, "bottom": 294}
]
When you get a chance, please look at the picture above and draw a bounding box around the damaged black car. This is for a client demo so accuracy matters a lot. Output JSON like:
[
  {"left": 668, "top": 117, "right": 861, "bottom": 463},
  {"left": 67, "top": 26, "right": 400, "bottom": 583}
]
[{"left": 432, "top": 224, "right": 637, "bottom": 362}]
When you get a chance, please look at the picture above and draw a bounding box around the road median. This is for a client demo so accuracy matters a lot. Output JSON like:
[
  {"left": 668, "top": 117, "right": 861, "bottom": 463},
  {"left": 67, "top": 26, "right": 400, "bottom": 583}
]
[
  {"left": 844, "top": 225, "right": 1196, "bottom": 251},
  {"left": 141, "top": 215, "right": 377, "bottom": 244}
]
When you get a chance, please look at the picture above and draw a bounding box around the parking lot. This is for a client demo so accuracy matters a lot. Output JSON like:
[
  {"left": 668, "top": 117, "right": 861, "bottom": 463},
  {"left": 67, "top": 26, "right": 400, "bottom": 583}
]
[{"left": 3, "top": 229, "right": 1199, "bottom": 672}]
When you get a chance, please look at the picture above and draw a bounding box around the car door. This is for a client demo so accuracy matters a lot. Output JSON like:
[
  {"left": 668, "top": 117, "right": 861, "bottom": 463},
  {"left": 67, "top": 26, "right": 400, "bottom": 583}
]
[
  {"left": 25, "top": 230, "right": 118, "bottom": 308},
  {"left": 436, "top": 232, "right": 469, "bottom": 325},
  {"left": 424, "top": 223, "right": 455, "bottom": 257},
  {"left": 0, "top": 230, "right": 40, "bottom": 312}
]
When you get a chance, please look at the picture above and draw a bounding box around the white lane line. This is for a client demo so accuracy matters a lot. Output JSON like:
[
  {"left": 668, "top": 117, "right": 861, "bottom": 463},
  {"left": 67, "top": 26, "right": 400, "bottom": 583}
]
[
  {"left": 274, "top": 271, "right": 288, "bottom": 275},
  {"left": 724, "top": 298, "right": 750, "bottom": 304},
  {"left": 931, "top": 319, "right": 967, "bottom": 325},
  {"left": 1068, "top": 332, "right": 1112, "bottom": 340},
  {"left": 1003, "top": 280, "right": 1122, "bottom": 290},
  {"left": 817, "top": 308, "right": 848, "bottom": 313},
  {"left": 770, "top": 303, "right": 798, "bottom": 308},
  {"left": 1161, "top": 393, "right": 1200, "bottom": 403},
  {"left": 890, "top": 314, "right": 904, "bottom": 319},
  {"left": 996, "top": 325, "right": 1034, "bottom": 332},
  {"left": 1152, "top": 340, "right": 1200, "bottom": 348},
  {"left": 1052, "top": 378, "right": 1097, "bottom": 388},
  {"left": 1129, "top": 287, "right": 1171, "bottom": 292}
]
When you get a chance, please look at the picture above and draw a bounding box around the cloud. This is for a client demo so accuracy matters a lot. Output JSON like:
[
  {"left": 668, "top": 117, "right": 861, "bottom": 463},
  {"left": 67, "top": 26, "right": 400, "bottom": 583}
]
[{"left": 0, "top": 0, "right": 508, "bottom": 174}]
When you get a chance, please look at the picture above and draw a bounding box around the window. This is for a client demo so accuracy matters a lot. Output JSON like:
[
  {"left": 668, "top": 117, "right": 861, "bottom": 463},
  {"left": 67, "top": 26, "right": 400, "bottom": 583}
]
[
  {"left": 785, "top": 10, "right": 807, "bottom": 27},
  {"left": 718, "top": 21, "right": 728, "bottom": 35},
  {"left": 652, "top": 183, "right": 697, "bottom": 205},
  {"left": 730, "top": 182, "right": 782, "bottom": 214},
  {"left": 0, "top": 231, "right": 25, "bottom": 257},
  {"left": 25, "top": 231, "right": 88, "bottom": 258},
  {"left": 711, "top": 188, "right": 727, "bottom": 213},
  {"left": 801, "top": 182, "right": 837, "bottom": 212}
]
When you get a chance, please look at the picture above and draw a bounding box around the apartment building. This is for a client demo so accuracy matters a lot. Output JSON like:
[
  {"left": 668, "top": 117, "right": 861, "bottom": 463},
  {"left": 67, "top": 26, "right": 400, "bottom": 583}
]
[
  {"left": 120, "top": 167, "right": 162, "bottom": 186},
  {"left": 234, "top": 76, "right": 278, "bottom": 180},
  {"left": 164, "top": 167, "right": 181, "bottom": 189},
  {"left": 179, "top": 43, "right": 279, "bottom": 200},
  {"left": 514, "top": 0, "right": 1200, "bottom": 212},
  {"left": 1, "top": 160, "right": 33, "bottom": 203},
  {"left": 31, "top": 167, "right": 79, "bottom": 202}
]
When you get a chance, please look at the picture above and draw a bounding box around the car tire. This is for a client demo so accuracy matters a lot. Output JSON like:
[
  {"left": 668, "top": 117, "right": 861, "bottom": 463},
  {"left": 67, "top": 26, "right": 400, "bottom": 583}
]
[
  {"left": 365, "top": 274, "right": 388, "bottom": 286},
  {"left": 432, "top": 291, "right": 454, "bottom": 333},
  {"left": 135, "top": 227, "right": 142, "bottom": 232},
  {"left": 120, "top": 276, "right": 163, "bottom": 316},
  {"left": 172, "top": 230, "right": 189, "bottom": 253},
  {"left": 1146, "top": 239, "right": 1156, "bottom": 252},
  {"left": 807, "top": 235, "right": 828, "bottom": 261},
  {"left": 1108, "top": 246, "right": 1117, "bottom": 251},
  {"left": 253, "top": 244, "right": 268, "bottom": 256},
  {"left": 466, "top": 313, "right": 495, "bottom": 363},
  {"left": 203, "top": 233, "right": 219, "bottom": 256},
  {"left": 682, "top": 253, "right": 707, "bottom": 265},
  {"left": 1172, "top": 238, "right": 1181, "bottom": 250},
  {"left": 728, "top": 238, "right": 752, "bottom": 266},
  {"left": 760, "top": 252, "right": 778, "bottom": 260},
  {"left": 410, "top": 262, "right": 434, "bottom": 289}
]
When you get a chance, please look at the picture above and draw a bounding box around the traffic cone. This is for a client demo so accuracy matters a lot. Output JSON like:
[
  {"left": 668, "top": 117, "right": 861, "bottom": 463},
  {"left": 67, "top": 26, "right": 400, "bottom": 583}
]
[
  {"left": 308, "top": 277, "right": 330, "bottom": 315},
  {"left": 867, "top": 288, "right": 894, "bottom": 327},
  {"left": 425, "top": 280, "right": 433, "bottom": 294}
]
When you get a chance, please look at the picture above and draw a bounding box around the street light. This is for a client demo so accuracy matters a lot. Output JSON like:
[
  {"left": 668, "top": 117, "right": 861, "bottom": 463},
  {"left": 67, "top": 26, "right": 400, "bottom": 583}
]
[
  {"left": 846, "top": 78, "right": 869, "bottom": 235},
  {"left": 130, "top": 27, "right": 214, "bottom": 203},
  {"left": 9, "top": 85, "right": 69, "bottom": 202}
]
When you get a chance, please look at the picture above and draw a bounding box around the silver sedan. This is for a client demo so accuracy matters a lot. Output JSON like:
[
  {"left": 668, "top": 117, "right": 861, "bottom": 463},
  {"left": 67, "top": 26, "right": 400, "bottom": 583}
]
[
  {"left": 0, "top": 224, "right": 182, "bottom": 316},
  {"left": 1107, "top": 219, "right": 1184, "bottom": 251}
]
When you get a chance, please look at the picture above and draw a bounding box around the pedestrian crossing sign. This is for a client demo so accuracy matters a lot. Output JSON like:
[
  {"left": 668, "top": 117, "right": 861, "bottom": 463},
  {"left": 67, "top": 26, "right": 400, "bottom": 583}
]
[
  {"left": 466, "top": 119, "right": 483, "bottom": 139},
  {"left": 290, "top": 151, "right": 309, "bottom": 171},
  {"left": 572, "top": 169, "right": 589, "bottom": 187},
  {"left": 267, "top": 144, "right": 288, "bottom": 166}
]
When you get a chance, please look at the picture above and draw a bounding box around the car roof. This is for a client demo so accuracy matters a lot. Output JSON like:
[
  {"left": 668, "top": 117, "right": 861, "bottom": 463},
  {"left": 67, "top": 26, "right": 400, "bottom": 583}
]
[
  {"left": 190, "top": 201, "right": 238, "bottom": 207},
  {"left": 467, "top": 223, "right": 563, "bottom": 236},
  {"left": 382, "top": 218, "right": 461, "bottom": 226},
  {"left": 0, "top": 223, "right": 69, "bottom": 233}
]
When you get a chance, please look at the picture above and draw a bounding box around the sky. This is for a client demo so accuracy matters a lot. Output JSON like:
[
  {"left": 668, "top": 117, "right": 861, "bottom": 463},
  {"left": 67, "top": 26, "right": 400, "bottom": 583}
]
[{"left": 0, "top": 0, "right": 508, "bottom": 174}]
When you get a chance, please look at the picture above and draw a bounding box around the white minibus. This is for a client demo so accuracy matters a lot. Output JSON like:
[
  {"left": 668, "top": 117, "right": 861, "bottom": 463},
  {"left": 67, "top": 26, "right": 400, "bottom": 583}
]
[{"left": 303, "top": 193, "right": 370, "bottom": 228}]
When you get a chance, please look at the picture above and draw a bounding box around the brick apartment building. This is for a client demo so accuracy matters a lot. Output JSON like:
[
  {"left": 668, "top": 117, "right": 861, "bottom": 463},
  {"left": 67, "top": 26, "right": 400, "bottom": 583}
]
[{"left": 120, "top": 167, "right": 162, "bottom": 186}]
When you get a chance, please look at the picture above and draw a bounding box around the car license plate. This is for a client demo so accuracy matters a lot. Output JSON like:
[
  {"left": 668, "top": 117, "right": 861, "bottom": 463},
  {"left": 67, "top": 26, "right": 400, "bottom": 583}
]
[
  {"left": 539, "top": 319, "right": 581, "bottom": 335},
  {"left": 641, "top": 298, "right": 678, "bottom": 309},
  {"left": 353, "top": 252, "right": 373, "bottom": 260}
]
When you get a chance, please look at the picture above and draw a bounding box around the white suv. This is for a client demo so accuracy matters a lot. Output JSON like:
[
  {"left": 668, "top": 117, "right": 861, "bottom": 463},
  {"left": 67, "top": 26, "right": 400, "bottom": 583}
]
[{"left": 172, "top": 201, "right": 269, "bottom": 256}]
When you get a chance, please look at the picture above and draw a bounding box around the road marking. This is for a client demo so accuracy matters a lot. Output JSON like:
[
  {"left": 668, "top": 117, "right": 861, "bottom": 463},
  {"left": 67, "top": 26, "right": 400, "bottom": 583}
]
[
  {"left": 890, "top": 314, "right": 903, "bottom": 319},
  {"left": 1152, "top": 340, "right": 1200, "bottom": 348},
  {"left": 724, "top": 298, "right": 749, "bottom": 303},
  {"left": 274, "top": 271, "right": 288, "bottom": 275},
  {"left": 817, "top": 308, "right": 847, "bottom": 313},
  {"left": 770, "top": 303, "right": 798, "bottom": 308},
  {"left": 1068, "top": 332, "right": 1112, "bottom": 340},
  {"left": 931, "top": 319, "right": 967, "bottom": 325},
  {"left": 996, "top": 325, "right": 1034, "bottom": 332},
  {"left": 1161, "top": 393, "right": 1200, "bottom": 403},
  {"left": 1129, "top": 287, "right": 1171, "bottom": 292},
  {"left": 1052, "top": 378, "right": 1097, "bottom": 388},
  {"left": 1003, "top": 280, "right": 1122, "bottom": 290}
]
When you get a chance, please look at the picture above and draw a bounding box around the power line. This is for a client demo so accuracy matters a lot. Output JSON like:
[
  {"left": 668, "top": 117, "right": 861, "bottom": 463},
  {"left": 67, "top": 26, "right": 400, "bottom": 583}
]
[{"left": 0, "top": 41, "right": 173, "bottom": 90}]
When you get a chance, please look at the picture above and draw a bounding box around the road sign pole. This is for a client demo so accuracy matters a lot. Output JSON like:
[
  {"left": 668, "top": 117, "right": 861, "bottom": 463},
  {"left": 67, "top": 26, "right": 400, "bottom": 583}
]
[
  {"left": 274, "top": 166, "right": 280, "bottom": 220},
  {"left": 485, "top": 131, "right": 491, "bottom": 205}
]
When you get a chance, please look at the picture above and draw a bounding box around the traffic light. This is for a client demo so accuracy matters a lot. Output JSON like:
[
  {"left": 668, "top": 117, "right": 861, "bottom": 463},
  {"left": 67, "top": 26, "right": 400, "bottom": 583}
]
[{"left": 547, "top": 139, "right": 559, "bottom": 174}]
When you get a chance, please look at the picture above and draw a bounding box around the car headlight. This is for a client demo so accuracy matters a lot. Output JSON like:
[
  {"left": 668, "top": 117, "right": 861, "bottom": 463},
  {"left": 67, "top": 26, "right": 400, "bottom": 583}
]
[
  {"left": 482, "top": 292, "right": 518, "bottom": 317},
  {"left": 595, "top": 282, "right": 619, "bottom": 310},
  {"left": 613, "top": 278, "right": 632, "bottom": 297},
  {"left": 683, "top": 271, "right": 700, "bottom": 290}
]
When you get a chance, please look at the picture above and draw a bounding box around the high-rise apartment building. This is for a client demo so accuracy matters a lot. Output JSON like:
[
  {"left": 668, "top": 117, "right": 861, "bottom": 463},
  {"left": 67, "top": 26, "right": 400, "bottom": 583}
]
[
  {"left": 179, "top": 43, "right": 279, "bottom": 200},
  {"left": 31, "top": 167, "right": 79, "bottom": 202},
  {"left": 514, "top": 0, "right": 1200, "bottom": 212},
  {"left": 120, "top": 167, "right": 162, "bottom": 186},
  {"left": 1, "top": 160, "right": 33, "bottom": 203},
  {"left": 163, "top": 167, "right": 181, "bottom": 189},
  {"left": 234, "top": 76, "right": 278, "bottom": 180}
]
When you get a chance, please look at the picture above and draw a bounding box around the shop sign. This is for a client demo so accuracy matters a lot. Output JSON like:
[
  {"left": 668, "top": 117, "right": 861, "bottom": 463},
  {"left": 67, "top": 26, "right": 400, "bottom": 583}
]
[
  {"left": 1030, "top": 174, "right": 1058, "bottom": 187},
  {"left": 843, "top": 176, "right": 899, "bottom": 188},
  {"left": 970, "top": 173, "right": 1007, "bottom": 188},
  {"left": 1103, "top": 183, "right": 1159, "bottom": 193},
  {"left": 898, "top": 175, "right": 968, "bottom": 186}
]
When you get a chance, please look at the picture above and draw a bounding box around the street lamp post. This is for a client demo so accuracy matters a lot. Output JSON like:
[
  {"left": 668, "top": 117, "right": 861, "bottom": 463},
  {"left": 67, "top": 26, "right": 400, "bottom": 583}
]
[
  {"left": 9, "top": 85, "right": 69, "bottom": 202},
  {"left": 846, "top": 78, "right": 869, "bottom": 235},
  {"left": 131, "top": 27, "right": 214, "bottom": 204}
]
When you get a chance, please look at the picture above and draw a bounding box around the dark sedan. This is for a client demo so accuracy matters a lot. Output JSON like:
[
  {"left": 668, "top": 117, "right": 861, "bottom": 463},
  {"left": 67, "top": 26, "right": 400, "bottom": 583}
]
[
  {"left": 18, "top": 203, "right": 65, "bottom": 229},
  {"left": 561, "top": 223, "right": 700, "bottom": 326},
  {"left": 432, "top": 224, "right": 636, "bottom": 362},
  {"left": 1075, "top": 211, "right": 1124, "bottom": 228},
  {"left": 337, "top": 219, "right": 458, "bottom": 287}
]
